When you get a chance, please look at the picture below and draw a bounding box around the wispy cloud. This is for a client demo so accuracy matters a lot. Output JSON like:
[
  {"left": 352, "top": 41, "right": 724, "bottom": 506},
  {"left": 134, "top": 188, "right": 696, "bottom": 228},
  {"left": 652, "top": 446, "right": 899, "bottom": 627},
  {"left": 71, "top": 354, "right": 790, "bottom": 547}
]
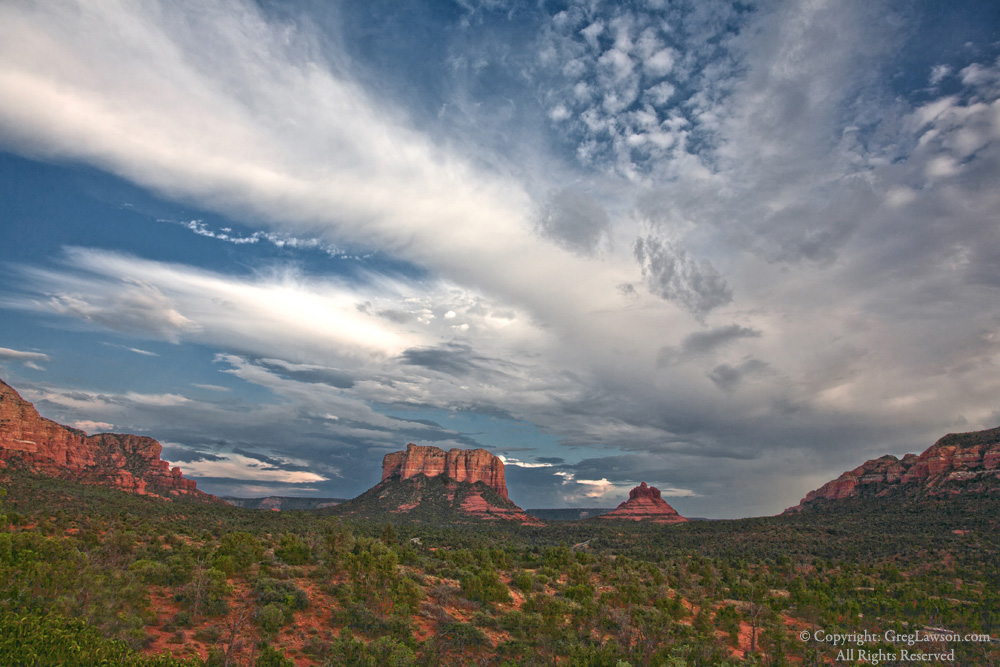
[{"left": 0, "top": 347, "right": 49, "bottom": 370}]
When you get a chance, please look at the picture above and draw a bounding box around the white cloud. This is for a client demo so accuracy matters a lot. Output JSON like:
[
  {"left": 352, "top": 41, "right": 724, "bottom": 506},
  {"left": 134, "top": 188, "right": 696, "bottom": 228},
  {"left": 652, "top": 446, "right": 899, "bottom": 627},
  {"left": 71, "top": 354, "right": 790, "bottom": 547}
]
[
  {"left": 180, "top": 452, "right": 328, "bottom": 483},
  {"left": 497, "top": 455, "right": 553, "bottom": 468},
  {"left": 0, "top": 347, "right": 49, "bottom": 369},
  {"left": 72, "top": 420, "right": 114, "bottom": 434}
]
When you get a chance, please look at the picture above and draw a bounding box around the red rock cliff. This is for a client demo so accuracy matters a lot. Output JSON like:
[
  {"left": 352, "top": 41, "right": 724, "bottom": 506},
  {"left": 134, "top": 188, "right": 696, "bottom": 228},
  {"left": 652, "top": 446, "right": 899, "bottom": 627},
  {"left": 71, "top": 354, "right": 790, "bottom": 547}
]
[
  {"left": 0, "top": 378, "right": 210, "bottom": 500},
  {"left": 600, "top": 482, "right": 687, "bottom": 523},
  {"left": 785, "top": 426, "right": 1000, "bottom": 512},
  {"left": 382, "top": 443, "right": 508, "bottom": 500}
]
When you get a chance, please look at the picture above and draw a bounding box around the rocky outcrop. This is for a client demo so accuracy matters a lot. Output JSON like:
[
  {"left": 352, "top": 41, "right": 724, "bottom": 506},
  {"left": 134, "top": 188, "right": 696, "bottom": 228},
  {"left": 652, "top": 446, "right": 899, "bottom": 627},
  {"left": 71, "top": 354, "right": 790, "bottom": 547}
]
[
  {"left": 334, "top": 443, "right": 541, "bottom": 525},
  {"left": 382, "top": 443, "right": 508, "bottom": 500},
  {"left": 0, "top": 378, "right": 211, "bottom": 500},
  {"left": 600, "top": 482, "right": 687, "bottom": 524},
  {"left": 786, "top": 426, "right": 1000, "bottom": 512}
]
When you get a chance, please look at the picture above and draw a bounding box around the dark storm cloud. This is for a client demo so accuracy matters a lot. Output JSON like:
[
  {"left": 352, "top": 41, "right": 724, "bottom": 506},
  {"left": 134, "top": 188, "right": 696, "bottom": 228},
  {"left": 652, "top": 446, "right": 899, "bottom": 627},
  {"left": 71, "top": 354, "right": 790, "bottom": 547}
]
[
  {"left": 256, "top": 359, "right": 355, "bottom": 389},
  {"left": 399, "top": 342, "right": 507, "bottom": 379},
  {"left": 683, "top": 325, "right": 761, "bottom": 354},
  {"left": 659, "top": 324, "right": 762, "bottom": 365},
  {"left": 232, "top": 447, "right": 309, "bottom": 471},
  {"left": 159, "top": 445, "right": 226, "bottom": 463},
  {"left": 707, "top": 359, "right": 769, "bottom": 391}
]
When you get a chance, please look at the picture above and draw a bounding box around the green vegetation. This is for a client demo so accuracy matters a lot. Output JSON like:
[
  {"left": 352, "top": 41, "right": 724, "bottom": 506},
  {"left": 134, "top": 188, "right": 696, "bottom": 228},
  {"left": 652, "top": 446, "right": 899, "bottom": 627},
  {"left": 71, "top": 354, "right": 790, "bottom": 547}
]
[{"left": 0, "top": 471, "right": 998, "bottom": 666}]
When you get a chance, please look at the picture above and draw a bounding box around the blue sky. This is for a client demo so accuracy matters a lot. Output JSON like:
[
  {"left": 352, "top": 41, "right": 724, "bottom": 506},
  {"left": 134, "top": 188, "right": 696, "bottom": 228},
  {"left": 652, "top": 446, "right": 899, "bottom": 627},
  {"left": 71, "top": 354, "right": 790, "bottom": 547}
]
[{"left": 0, "top": 0, "right": 998, "bottom": 517}]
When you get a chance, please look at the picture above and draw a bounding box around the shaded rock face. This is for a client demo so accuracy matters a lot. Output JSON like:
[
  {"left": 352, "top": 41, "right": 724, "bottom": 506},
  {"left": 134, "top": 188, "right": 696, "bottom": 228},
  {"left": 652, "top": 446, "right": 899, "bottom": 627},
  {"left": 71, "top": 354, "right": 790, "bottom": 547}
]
[
  {"left": 0, "top": 378, "right": 210, "bottom": 500},
  {"left": 600, "top": 482, "right": 687, "bottom": 524},
  {"left": 382, "top": 443, "right": 508, "bottom": 500},
  {"left": 786, "top": 426, "right": 1000, "bottom": 513}
]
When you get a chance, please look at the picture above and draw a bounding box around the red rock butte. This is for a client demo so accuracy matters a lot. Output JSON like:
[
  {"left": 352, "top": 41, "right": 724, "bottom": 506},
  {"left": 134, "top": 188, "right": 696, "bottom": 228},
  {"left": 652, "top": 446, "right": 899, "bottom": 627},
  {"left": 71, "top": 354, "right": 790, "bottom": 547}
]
[
  {"left": 785, "top": 426, "right": 1000, "bottom": 512},
  {"left": 382, "top": 443, "right": 508, "bottom": 500},
  {"left": 600, "top": 482, "right": 687, "bottom": 523},
  {"left": 0, "top": 378, "right": 211, "bottom": 500}
]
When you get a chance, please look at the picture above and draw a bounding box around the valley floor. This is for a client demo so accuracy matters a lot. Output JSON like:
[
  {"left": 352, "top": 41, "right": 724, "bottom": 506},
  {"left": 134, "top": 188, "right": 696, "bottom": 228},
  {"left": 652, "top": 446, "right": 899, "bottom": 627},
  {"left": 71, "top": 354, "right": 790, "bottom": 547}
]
[{"left": 1, "top": 471, "right": 998, "bottom": 667}]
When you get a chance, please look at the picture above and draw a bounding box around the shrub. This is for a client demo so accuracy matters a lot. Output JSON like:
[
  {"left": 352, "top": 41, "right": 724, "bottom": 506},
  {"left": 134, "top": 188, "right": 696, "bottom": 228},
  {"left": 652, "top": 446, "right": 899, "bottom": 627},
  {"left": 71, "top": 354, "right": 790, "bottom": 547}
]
[
  {"left": 255, "top": 645, "right": 296, "bottom": 667},
  {"left": 129, "top": 559, "right": 171, "bottom": 585},
  {"left": 253, "top": 577, "right": 309, "bottom": 611},
  {"left": 258, "top": 602, "right": 288, "bottom": 636},
  {"left": 216, "top": 531, "right": 264, "bottom": 573},
  {"left": 461, "top": 569, "right": 511, "bottom": 604},
  {"left": 275, "top": 533, "right": 312, "bottom": 566}
]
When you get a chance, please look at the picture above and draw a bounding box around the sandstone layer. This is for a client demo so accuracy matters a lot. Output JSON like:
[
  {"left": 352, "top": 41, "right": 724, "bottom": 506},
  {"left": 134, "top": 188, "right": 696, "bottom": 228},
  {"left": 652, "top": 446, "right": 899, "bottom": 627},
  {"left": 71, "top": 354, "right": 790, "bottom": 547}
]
[
  {"left": 786, "top": 426, "right": 1000, "bottom": 512},
  {"left": 382, "top": 443, "right": 508, "bottom": 499},
  {"left": 0, "top": 378, "right": 210, "bottom": 500},
  {"left": 600, "top": 482, "right": 687, "bottom": 523}
]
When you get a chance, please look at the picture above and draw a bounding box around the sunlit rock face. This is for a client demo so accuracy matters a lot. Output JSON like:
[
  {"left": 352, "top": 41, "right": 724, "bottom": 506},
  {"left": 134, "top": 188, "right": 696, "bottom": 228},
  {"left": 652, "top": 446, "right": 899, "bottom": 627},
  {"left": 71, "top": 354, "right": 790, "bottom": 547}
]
[
  {"left": 599, "top": 482, "right": 687, "bottom": 524},
  {"left": 381, "top": 443, "right": 508, "bottom": 500},
  {"left": 786, "top": 426, "right": 1000, "bottom": 513},
  {"left": 0, "top": 378, "right": 210, "bottom": 500}
]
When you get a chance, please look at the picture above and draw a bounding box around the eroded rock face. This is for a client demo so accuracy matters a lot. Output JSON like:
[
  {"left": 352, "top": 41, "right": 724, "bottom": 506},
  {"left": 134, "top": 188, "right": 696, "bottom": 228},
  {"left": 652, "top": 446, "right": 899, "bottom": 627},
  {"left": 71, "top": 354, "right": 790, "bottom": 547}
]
[
  {"left": 382, "top": 443, "right": 508, "bottom": 499},
  {"left": 600, "top": 482, "right": 687, "bottom": 523},
  {"left": 0, "top": 378, "right": 210, "bottom": 500},
  {"left": 786, "top": 426, "right": 1000, "bottom": 512}
]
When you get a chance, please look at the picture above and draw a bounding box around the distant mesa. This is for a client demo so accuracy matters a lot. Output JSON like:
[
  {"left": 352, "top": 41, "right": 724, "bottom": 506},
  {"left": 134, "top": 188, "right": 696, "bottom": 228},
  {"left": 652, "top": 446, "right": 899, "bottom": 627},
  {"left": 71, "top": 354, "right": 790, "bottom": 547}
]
[
  {"left": 382, "top": 443, "right": 509, "bottom": 499},
  {"left": 0, "top": 377, "right": 213, "bottom": 501},
  {"left": 331, "top": 443, "right": 542, "bottom": 525},
  {"left": 786, "top": 426, "right": 1000, "bottom": 513},
  {"left": 599, "top": 482, "right": 688, "bottom": 523}
]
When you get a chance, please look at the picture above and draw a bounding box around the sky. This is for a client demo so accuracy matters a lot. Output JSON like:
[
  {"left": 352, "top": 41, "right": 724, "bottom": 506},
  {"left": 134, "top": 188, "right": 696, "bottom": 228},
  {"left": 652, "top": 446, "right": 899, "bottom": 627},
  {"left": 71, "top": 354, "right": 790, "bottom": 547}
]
[{"left": 0, "top": 0, "right": 998, "bottom": 518}]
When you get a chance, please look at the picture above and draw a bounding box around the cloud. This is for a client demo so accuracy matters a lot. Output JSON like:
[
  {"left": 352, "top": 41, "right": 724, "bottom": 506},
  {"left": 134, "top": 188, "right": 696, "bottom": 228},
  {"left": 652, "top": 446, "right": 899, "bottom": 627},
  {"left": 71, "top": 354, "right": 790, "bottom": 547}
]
[
  {"left": 72, "top": 420, "right": 114, "bottom": 434},
  {"left": 707, "top": 359, "right": 770, "bottom": 392},
  {"left": 0, "top": 347, "right": 49, "bottom": 369},
  {"left": 0, "top": 347, "right": 50, "bottom": 362},
  {"left": 103, "top": 343, "right": 159, "bottom": 357},
  {"left": 400, "top": 343, "right": 498, "bottom": 378},
  {"left": 47, "top": 278, "right": 199, "bottom": 342},
  {"left": 497, "top": 455, "right": 553, "bottom": 468},
  {"left": 658, "top": 323, "right": 761, "bottom": 366},
  {"left": 535, "top": 187, "right": 610, "bottom": 254},
  {"left": 255, "top": 358, "right": 355, "bottom": 389},
  {"left": 633, "top": 235, "right": 732, "bottom": 316},
  {"left": 168, "top": 218, "right": 346, "bottom": 257},
  {"left": 685, "top": 324, "right": 761, "bottom": 354},
  {"left": 179, "top": 452, "right": 328, "bottom": 484}
]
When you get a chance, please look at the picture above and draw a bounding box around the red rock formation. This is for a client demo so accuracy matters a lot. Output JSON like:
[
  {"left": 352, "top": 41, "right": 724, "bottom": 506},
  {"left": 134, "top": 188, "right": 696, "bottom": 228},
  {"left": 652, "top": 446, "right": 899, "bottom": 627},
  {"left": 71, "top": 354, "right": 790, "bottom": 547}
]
[
  {"left": 0, "top": 378, "right": 211, "bottom": 500},
  {"left": 786, "top": 426, "right": 1000, "bottom": 512},
  {"left": 334, "top": 443, "right": 542, "bottom": 525},
  {"left": 600, "top": 482, "right": 687, "bottom": 524},
  {"left": 382, "top": 443, "right": 508, "bottom": 499},
  {"left": 459, "top": 487, "right": 545, "bottom": 526}
]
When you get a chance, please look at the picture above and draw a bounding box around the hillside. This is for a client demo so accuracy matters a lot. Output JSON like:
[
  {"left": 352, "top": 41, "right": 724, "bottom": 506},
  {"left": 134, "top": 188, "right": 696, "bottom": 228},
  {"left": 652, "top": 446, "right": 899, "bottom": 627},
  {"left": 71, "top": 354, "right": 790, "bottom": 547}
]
[
  {"left": 0, "top": 378, "right": 212, "bottom": 501},
  {"left": 787, "top": 425, "right": 1000, "bottom": 512}
]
